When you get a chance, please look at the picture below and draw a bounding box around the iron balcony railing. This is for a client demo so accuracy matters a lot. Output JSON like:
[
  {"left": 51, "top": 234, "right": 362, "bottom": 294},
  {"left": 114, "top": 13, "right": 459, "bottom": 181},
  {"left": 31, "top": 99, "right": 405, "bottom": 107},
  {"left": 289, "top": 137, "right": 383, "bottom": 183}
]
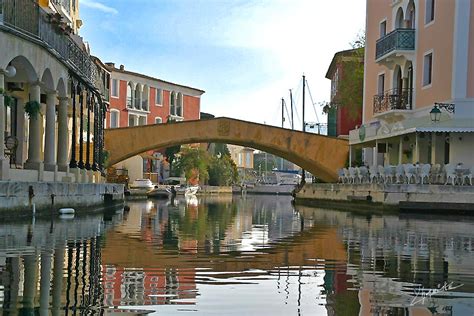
[
  {"left": 373, "top": 88, "right": 413, "bottom": 114},
  {"left": 1, "top": 0, "right": 97, "bottom": 87},
  {"left": 375, "top": 28, "right": 415, "bottom": 60}
]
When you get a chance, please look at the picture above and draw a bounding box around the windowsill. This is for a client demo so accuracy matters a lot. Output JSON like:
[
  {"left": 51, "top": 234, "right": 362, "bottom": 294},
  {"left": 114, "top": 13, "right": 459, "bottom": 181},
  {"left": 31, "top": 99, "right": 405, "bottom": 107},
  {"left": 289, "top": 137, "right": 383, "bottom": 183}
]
[
  {"left": 424, "top": 19, "right": 435, "bottom": 28},
  {"left": 422, "top": 83, "right": 432, "bottom": 90},
  {"left": 155, "top": 103, "right": 163, "bottom": 107},
  {"left": 111, "top": 95, "right": 119, "bottom": 99}
]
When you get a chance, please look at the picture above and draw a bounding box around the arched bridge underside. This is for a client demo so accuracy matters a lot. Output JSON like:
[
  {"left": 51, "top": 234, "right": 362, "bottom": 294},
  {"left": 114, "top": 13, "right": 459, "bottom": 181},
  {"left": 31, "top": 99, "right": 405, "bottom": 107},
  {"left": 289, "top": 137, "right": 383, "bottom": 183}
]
[{"left": 104, "top": 117, "right": 348, "bottom": 182}]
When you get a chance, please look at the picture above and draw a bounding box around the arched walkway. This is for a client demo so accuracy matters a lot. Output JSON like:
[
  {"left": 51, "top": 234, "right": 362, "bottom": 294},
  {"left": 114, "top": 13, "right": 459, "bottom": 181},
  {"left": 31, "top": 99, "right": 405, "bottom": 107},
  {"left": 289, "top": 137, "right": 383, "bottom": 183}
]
[{"left": 104, "top": 117, "right": 349, "bottom": 182}]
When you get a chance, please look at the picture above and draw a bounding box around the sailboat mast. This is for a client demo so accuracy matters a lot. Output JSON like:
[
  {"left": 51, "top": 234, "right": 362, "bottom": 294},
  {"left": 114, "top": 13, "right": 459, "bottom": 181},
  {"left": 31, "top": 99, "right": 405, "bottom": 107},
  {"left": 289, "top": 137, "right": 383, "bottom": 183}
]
[
  {"left": 301, "top": 74, "right": 306, "bottom": 183},
  {"left": 281, "top": 98, "right": 285, "bottom": 128},
  {"left": 290, "top": 89, "right": 294, "bottom": 130}
]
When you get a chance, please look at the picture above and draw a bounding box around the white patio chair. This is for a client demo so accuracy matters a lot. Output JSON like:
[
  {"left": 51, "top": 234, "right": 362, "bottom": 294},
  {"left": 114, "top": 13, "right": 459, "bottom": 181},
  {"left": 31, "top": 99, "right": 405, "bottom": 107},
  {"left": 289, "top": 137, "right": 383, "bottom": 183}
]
[
  {"left": 462, "top": 166, "right": 473, "bottom": 186},
  {"left": 395, "top": 164, "right": 405, "bottom": 184},
  {"left": 444, "top": 164, "right": 457, "bottom": 185},
  {"left": 343, "top": 168, "right": 351, "bottom": 184},
  {"left": 358, "top": 166, "right": 368, "bottom": 183},
  {"left": 378, "top": 165, "right": 387, "bottom": 184},
  {"left": 430, "top": 164, "right": 441, "bottom": 184},
  {"left": 419, "top": 164, "right": 431, "bottom": 185},
  {"left": 384, "top": 166, "right": 394, "bottom": 184},
  {"left": 403, "top": 164, "right": 416, "bottom": 184},
  {"left": 368, "top": 165, "right": 378, "bottom": 183},
  {"left": 349, "top": 167, "right": 357, "bottom": 184},
  {"left": 337, "top": 169, "right": 345, "bottom": 183}
]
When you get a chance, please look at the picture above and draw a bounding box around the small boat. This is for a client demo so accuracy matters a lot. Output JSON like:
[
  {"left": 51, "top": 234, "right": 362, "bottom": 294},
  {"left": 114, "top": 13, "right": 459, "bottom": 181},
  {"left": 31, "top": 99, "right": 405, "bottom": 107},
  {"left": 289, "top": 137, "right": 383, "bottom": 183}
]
[
  {"left": 176, "top": 185, "right": 199, "bottom": 196},
  {"left": 185, "top": 185, "right": 199, "bottom": 196},
  {"left": 59, "top": 207, "right": 75, "bottom": 214},
  {"left": 130, "top": 179, "right": 154, "bottom": 190},
  {"left": 147, "top": 186, "right": 171, "bottom": 199}
]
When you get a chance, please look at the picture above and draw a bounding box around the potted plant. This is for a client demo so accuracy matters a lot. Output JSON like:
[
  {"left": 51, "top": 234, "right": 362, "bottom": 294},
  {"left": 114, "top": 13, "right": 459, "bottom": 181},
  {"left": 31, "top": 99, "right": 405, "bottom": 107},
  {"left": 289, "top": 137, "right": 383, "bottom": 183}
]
[
  {"left": 24, "top": 100, "right": 41, "bottom": 119},
  {"left": 0, "top": 88, "right": 12, "bottom": 107}
]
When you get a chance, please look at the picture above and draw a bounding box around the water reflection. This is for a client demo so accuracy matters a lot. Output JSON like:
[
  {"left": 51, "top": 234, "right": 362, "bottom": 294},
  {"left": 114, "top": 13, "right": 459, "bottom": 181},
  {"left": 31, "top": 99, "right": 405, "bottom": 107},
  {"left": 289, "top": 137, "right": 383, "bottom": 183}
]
[{"left": 0, "top": 197, "right": 474, "bottom": 315}]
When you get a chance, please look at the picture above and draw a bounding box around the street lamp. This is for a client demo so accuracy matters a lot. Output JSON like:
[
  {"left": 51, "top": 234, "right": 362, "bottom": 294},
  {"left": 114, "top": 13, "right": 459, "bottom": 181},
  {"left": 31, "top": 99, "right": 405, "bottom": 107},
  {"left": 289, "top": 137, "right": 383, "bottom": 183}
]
[{"left": 430, "top": 102, "right": 455, "bottom": 123}]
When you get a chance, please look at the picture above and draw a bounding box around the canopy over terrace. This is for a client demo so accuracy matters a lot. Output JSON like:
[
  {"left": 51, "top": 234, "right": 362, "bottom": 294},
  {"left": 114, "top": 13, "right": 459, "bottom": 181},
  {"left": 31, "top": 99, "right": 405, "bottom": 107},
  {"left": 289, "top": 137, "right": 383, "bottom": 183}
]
[{"left": 349, "top": 114, "right": 474, "bottom": 167}]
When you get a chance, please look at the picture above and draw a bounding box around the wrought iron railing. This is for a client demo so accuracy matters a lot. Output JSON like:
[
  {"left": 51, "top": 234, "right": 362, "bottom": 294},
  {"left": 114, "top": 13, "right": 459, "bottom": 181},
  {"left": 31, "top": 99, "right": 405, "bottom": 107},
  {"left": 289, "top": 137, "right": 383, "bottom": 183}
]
[
  {"left": 1, "top": 0, "right": 96, "bottom": 86},
  {"left": 373, "top": 88, "right": 413, "bottom": 114},
  {"left": 375, "top": 28, "right": 415, "bottom": 60}
]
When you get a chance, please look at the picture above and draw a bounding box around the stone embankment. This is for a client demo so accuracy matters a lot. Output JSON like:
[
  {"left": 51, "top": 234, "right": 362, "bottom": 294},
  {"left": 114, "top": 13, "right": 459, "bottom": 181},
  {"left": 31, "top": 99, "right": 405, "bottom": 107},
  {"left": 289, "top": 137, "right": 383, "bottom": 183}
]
[
  {"left": 295, "top": 183, "right": 474, "bottom": 213},
  {"left": 0, "top": 181, "right": 124, "bottom": 212}
]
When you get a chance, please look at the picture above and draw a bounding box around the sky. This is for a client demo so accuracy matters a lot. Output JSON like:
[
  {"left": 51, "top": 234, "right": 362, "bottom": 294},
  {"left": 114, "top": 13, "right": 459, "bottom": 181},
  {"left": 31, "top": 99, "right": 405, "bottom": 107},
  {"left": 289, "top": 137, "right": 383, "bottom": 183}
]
[{"left": 79, "top": 0, "right": 366, "bottom": 129}]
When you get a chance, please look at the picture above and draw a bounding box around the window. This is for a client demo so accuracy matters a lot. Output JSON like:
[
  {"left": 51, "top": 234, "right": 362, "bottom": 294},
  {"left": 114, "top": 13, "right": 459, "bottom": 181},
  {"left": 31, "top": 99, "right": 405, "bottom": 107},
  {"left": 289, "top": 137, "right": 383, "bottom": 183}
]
[
  {"left": 170, "top": 91, "right": 176, "bottom": 116},
  {"left": 155, "top": 88, "right": 163, "bottom": 105},
  {"left": 425, "top": 0, "right": 435, "bottom": 24},
  {"left": 378, "top": 73, "right": 385, "bottom": 95},
  {"left": 246, "top": 153, "right": 251, "bottom": 167},
  {"left": 423, "top": 52, "right": 433, "bottom": 86},
  {"left": 128, "top": 114, "right": 136, "bottom": 127},
  {"left": 238, "top": 153, "right": 242, "bottom": 166},
  {"left": 110, "top": 110, "right": 119, "bottom": 128},
  {"left": 111, "top": 79, "right": 119, "bottom": 98},
  {"left": 176, "top": 93, "right": 183, "bottom": 117},
  {"left": 126, "top": 84, "right": 133, "bottom": 108},
  {"left": 155, "top": 117, "right": 162, "bottom": 124},
  {"left": 379, "top": 20, "right": 387, "bottom": 37},
  {"left": 331, "top": 69, "right": 339, "bottom": 98},
  {"left": 138, "top": 116, "right": 147, "bottom": 126}
]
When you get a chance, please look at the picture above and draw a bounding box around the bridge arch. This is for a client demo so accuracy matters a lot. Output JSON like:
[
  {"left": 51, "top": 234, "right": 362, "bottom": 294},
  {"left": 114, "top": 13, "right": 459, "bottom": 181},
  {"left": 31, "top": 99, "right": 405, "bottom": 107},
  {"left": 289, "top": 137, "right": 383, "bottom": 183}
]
[{"left": 104, "top": 117, "right": 348, "bottom": 182}]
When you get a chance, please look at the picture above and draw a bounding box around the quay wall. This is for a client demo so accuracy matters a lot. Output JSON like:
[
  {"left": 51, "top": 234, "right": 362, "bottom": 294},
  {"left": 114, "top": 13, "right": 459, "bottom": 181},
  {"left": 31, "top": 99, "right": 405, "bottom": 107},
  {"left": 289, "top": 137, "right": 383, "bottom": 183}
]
[
  {"left": 0, "top": 181, "right": 124, "bottom": 212},
  {"left": 295, "top": 183, "right": 474, "bottom": 212}
]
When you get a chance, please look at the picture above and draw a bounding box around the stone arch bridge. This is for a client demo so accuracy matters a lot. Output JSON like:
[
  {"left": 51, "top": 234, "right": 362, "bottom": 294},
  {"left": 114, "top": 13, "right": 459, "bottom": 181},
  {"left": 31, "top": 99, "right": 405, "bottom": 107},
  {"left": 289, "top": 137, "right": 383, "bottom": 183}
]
[{"left": 104, "top": 118, "right": 348, "bottom": 182}]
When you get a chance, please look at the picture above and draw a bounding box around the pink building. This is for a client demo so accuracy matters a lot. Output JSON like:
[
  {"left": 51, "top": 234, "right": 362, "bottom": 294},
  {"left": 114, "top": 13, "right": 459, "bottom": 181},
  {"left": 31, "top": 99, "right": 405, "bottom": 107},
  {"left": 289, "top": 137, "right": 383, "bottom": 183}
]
[
  {"left": 349, "top": 0, "right": 474, "bottom": 168},
  {"left": 105, "top": 63, "right": 205, "bottom": 181}
]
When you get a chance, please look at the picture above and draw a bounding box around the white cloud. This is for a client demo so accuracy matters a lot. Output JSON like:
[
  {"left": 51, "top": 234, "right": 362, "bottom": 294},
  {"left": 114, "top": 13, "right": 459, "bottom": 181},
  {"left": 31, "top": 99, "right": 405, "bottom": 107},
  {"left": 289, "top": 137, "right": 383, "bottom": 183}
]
[{"left": 81, "top": 0, "right": 118, "bottom": 15}]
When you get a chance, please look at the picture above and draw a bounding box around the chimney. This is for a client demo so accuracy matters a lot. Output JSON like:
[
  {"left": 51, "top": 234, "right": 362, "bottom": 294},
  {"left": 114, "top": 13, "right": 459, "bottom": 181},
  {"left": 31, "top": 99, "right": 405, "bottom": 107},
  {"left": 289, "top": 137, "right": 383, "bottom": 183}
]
[
  {"left": 119, "top": 65, "right": 125, "bottom": 71},
  {"left": 105, "top": 62, "right": 115, "bottom": 68}
]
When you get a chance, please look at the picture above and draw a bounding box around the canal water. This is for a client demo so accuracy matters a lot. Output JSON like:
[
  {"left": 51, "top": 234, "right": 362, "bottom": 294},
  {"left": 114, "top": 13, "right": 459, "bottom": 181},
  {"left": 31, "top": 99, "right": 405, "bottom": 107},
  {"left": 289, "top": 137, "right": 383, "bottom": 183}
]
[{"left": 0, "top": 196, "right": 473, "bottom": 315}]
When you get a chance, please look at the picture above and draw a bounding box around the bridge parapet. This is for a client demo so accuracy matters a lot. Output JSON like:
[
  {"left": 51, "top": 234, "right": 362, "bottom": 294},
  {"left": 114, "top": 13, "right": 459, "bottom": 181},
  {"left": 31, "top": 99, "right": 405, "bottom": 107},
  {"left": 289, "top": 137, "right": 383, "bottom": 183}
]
[{"left": 104, "top": 117, "right": 348, "bottom": 182}]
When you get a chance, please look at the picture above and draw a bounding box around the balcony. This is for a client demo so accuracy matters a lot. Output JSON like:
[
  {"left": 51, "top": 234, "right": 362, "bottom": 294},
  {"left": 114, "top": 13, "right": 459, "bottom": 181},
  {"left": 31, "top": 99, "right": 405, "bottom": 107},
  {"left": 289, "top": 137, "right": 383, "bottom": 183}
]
[
  {"left": 373, "top": 88, "right": 413, "bottom": 115},
  {"left": 375, "top": 28, "right": 415, "bottom": 61},
  {"left": 0, "top": 0, "right": 97, "bottom": 86}
]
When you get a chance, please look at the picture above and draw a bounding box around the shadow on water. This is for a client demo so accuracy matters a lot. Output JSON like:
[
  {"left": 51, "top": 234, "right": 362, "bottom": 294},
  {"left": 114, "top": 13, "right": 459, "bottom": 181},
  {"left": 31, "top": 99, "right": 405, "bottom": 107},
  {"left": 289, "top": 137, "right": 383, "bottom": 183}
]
[{"left": 0, "top": 195, "right": 473, "bottom": 315}]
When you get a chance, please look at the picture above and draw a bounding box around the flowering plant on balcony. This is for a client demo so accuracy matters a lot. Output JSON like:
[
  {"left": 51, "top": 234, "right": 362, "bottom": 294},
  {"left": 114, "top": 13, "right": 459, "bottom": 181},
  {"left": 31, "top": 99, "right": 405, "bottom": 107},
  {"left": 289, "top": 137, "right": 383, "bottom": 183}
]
[
  {"left": 0, "top": 88, "right": 13, "bottom": 107},
  {"left": 47, "top": 13, "right": 73, "bottom": 35},
  {"left": 25, "top": 100, "right": 41, "bottom": 119}
]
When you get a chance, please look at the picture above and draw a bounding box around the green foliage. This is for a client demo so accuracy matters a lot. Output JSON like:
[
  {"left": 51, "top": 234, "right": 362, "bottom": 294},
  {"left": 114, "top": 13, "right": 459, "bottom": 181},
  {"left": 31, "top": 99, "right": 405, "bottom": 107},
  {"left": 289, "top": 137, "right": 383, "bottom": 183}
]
[
  {"left": 213, "top": 143, "right": 230, "bottom": 156},
  {"left": 174, "top": 147, "right": 211, "bottom": 183},
  {"left": 164, "top": 116, "right": 181, "bottom": 174},
  {"left": 102, "top": 150, "right": 110, "bottom": 167},
  {"left": 0, "top": 88, "right": 13, "bottom": 107},
  {"left": 326, "top": 31, "right": 365, "bottom": 120},
  {"left": 24, "top": 100, "right": 41, "bottom": 119},
  {"left": 208, "top": 154, "right": 238, "bottom": 186}
]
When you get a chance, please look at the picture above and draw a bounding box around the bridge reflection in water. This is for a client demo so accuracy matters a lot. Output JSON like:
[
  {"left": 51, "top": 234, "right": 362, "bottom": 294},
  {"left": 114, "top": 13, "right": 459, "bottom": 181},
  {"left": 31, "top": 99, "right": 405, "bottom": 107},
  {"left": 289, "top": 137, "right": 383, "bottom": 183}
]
[{"left": 0, "top": 197, "right": 473, "bottom": 314}]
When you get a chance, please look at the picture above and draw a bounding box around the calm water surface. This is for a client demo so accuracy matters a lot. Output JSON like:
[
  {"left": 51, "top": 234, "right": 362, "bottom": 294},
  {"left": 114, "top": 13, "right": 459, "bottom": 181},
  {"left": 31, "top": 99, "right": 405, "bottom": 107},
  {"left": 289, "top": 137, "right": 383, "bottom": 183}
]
[{"left": 0, "top": 195, "right": 474, "bottom": 315}]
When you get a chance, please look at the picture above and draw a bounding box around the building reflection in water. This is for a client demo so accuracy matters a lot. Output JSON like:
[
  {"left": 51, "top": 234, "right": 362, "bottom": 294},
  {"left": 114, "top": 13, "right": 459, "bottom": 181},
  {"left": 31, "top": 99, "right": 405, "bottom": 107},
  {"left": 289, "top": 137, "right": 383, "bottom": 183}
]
[{"left": 0, "top": 197, "right": 474, "bottom": 315}]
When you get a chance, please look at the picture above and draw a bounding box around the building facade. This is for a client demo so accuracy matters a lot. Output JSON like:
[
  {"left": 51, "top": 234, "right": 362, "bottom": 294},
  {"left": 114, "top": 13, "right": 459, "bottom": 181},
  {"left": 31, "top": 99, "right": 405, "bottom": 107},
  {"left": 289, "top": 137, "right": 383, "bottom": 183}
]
[
  {"left": 325, "top": 48, "right": 363, "bottom": 138},
  {"left": 105, "top": 64, "right": 204, "bottom": 182},
  {"left": 0, "top": 0, "right": 108, "bottom": 183},
  {"left": 349, "top": 0, "right": 474, "bottom": 167}
]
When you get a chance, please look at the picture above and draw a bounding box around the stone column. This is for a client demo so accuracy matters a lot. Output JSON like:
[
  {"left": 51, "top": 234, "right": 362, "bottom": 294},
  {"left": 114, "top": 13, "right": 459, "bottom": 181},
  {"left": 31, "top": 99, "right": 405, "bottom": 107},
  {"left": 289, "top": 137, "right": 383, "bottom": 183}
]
[
  {"left": 78, "top": 88, "right": 84, "bottom": 169},
  {"left": 0, "top": 71, "right": 9, "bottom": 180},
  {"left": 70, "top": 82, "right": 77, "bottom": 169},
  {"left": 92, "top": 99, "right": 98, "bottom": 171},
  {"left": 57, "top": 97, "right": 69, "bottom": 171},
  {"left": 16, "top": 98, "right": 26, "bottom": 166},
  {"left": 85, "top": 92, "right": 91, "bottom": 170},
  {"left": 25, "top": 83, "right": 43, "bottom": 171},
  {"left": 373, "top": 140, "right": 378, "bottom": 167},
  {"left": 399, "top": 137, "right": 403, "bottom": 164},
  {"left": 44, "top": 92, "right": 57, "bottom": 171}
]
